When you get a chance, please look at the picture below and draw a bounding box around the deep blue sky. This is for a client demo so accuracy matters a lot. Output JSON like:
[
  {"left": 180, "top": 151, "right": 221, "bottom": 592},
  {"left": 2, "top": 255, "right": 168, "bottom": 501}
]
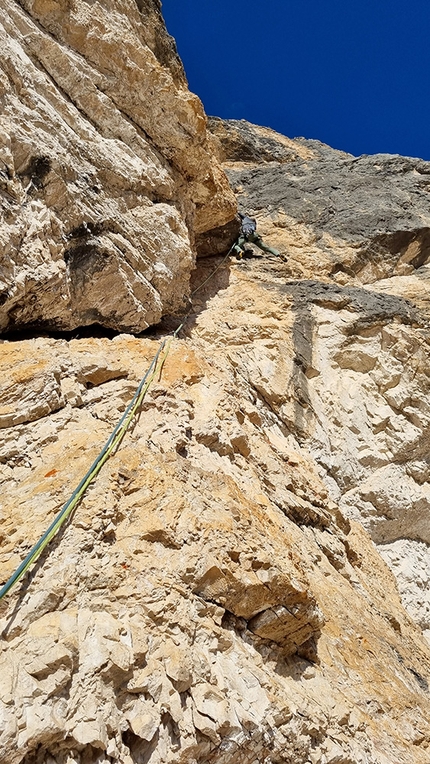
[{"left": 162, "top": 0, "right": 430, "bottom": 160}]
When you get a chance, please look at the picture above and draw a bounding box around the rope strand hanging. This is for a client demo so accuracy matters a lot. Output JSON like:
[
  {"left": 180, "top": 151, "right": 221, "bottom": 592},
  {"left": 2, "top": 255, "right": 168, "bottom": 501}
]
[{"left": 0, "top": 244, "right": 235, "bottom": 600}]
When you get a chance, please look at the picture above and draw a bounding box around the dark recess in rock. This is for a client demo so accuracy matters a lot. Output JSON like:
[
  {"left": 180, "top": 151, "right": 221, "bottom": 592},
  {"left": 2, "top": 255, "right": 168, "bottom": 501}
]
[
  {"left": 65, "top": 243, "right": 111, "bottom": 279},
  {"left": 66, "top": 221, "right": 107, "bottom": 240},
  {"left": 18, "top": 155, "right": 51, "bottom": 188},
  {"left": 195, "top": 217, "right": 240, "bottom": 257}
]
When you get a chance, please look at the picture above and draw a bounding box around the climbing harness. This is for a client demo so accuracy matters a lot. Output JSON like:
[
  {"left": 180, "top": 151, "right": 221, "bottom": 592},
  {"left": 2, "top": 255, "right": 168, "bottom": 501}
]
[{"left": 0, "top": 243, "right": 236, "bottom": 600}]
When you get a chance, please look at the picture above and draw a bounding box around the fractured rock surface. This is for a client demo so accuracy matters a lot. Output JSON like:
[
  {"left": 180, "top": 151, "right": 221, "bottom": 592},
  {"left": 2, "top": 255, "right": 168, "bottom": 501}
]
[
  {"left": 0, "top": 0, "right": 236, "bottom": 334},
  {"left": 209, "top": 118, "right": 430, "bottom": 641},
  {"left": 1, "top": 19, "right": 430, "bottom": 764},
  {"left": 1, "top": 333, "right": 430, "bottom": 764}
]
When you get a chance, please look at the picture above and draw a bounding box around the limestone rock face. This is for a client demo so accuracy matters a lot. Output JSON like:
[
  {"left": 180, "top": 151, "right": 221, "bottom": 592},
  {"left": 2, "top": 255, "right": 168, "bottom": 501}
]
[
  {"left": 0, "top": 0, "right": 236, "bottom": 334},
  {"left": 209, "top": 117, "right": 430, "bottom": 284},
  {"left": 1, "top": 331, "right": 430, "bottom": 764},
  {"left": 210, "top": 117, "right": 430, "bottom": 641},
  {"left": 2, "top": 72, "right": 430, "bottom": 764}
]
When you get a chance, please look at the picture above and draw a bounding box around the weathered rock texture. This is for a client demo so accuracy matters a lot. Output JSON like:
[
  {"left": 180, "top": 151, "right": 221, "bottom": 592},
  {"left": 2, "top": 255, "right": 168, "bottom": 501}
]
[
  {"left": 2, "top": 24, "right": 430, "bottom": 764},
  {"left": 1, "top": 330, "right": 430, "bottom": 764},
  {"left": 209, "top": 117, "right": 430, "bottom": 642},
  {"left": 0, "top": 0, "right": 236, "bottom": 334}
]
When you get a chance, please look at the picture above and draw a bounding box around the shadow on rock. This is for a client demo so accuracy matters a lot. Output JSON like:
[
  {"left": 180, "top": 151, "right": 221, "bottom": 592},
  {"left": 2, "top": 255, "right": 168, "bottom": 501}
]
[
  {"left": 0, "top": 515, "right": 74, "bottom": 640},
  {"left": 156, "top": 253, "right": 233, "bottom": 336},
  {"left": 259, "top": 278, "right": 419, "bottom": 443}
]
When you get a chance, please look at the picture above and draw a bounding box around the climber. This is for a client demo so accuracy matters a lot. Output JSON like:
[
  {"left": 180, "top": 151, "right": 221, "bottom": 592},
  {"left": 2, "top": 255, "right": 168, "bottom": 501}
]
[{"left": 233, "top": 212, "right": 283, "bottom": 259}]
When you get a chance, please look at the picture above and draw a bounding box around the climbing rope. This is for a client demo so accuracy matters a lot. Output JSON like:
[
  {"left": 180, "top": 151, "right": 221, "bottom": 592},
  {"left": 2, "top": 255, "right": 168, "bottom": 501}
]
[{"left": 0, "top": 244, "right": 235, "bottom": 600}]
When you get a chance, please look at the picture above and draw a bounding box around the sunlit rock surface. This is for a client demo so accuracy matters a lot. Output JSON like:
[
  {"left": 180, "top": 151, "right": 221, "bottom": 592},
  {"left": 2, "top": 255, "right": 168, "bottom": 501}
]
[
  {"left": 1, "top": 18, "right": 430, "bottom": 764},
  {"left": 0, "top": 0, "right": 236, "bottom": 334},
  {"left": 1, "top": 330, "right": 430, "bottom": 764},
  {"left": 210, "top": 117, "right": 430, "bottom": 642}
]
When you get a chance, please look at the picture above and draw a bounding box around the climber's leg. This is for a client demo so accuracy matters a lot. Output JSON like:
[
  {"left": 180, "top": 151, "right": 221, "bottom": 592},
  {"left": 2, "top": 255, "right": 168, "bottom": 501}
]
[
  {"left": 253, "top": 235, "right": 281, "bottom": 257},
  {"left": 232, "top": 235, "right": 246, "bottom": 257}
]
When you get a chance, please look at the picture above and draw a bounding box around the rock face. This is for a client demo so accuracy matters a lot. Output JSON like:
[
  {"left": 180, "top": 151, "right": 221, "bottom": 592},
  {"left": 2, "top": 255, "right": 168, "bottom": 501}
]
[
  {"left": 209, "top": 117, "right": 430, "bottom": 641},
  {"left": 0, "top": 0, "right": 236, "bottom": 334},
  {"left": 209, "top": 117, "right": 430, "bottom": 284},
  {"left": 1, "top": 332, "right": 430, "bottom": 764},
  {"left": 2, "top": 16, "right": 430, "bottom": 764}
]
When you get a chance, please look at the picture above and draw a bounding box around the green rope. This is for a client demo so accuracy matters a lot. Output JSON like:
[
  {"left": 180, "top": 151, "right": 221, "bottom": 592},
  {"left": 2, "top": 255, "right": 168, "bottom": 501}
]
[
  {"left": 190, "top": 246, "right": 235, "bottom": 297},
  {"left": 0, "top": 340, "right": 170, "bottom": 600},
  {"left": 0, "top": 243, "right": 235, "bottom": 600}
]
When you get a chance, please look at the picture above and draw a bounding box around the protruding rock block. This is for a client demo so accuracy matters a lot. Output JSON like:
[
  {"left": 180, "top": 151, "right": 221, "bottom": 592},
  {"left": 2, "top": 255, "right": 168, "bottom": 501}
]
[{"left": 0, "top": 0, "right": 236, "bottom": 334}]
